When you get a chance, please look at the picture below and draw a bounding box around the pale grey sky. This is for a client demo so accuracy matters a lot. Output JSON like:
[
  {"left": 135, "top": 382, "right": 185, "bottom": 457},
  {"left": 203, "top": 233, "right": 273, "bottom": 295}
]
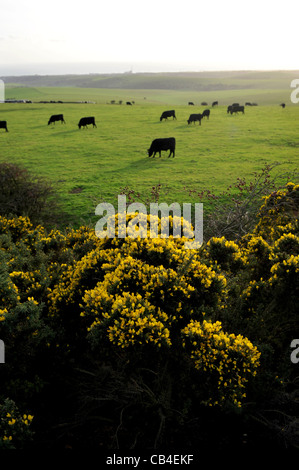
[{"left": 0, "top": 0, "right": 298, "bottom": 75}]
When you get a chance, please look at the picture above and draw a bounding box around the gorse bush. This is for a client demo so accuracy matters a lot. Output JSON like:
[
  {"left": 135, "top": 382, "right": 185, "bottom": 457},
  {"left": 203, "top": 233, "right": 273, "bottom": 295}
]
[
  {"left": 182, "top": 320, "right": 261, "bottom": 408},
  {"left": 254, "top": 181, "right": 299, "bottom": 241},
  {"left": 0, "top": 182, "right": 298, "bottom": 449},
  {"left": 0, "top": 398, "right": 34, "bottom": 449}
]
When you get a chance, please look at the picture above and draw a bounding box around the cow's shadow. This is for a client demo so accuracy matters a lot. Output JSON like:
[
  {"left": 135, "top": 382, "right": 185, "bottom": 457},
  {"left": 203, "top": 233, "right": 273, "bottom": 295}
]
[
  {"left": 29, "top": 125, "right": 69, "bottom": 130},
  {"left": 123, "top": 155, "right": 176, "bottom": 172},
  {"left": 48, "top": 129, "right": 79, "bottom": 136}
]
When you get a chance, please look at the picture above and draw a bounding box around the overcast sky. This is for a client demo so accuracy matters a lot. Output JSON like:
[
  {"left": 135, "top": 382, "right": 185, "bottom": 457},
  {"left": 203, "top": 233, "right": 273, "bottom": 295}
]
[{"left": 0, "top": 0, "right": 298, "bottom": 75}]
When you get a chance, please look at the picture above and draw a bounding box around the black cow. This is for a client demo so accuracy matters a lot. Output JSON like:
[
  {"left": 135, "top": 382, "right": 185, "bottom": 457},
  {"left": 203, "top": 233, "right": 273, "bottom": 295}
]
[
  {"left": 78, "top": 117, "right": 97, "bottom": 129},
  {"left": 188, "top": 102, "right": 194, "bottom": 105},
  {"left": 160, "top": 110, "right": 176, "bottom": 121},
  {"left": 48, "top": 114, "right": 65, "bottom": 125},
  {"left": 212, "top": 101, "right": 218, "bottom": 107},
  {"left": 202, "top": 109, "right": 210, "bottom": 119},
  {"left": 201, "top": 102, "right": 208, "bottom": 106},
  {"left": 147, "top": 137, "right": 175, "bottom": 158},
  {"left": 0, "top": 121, "right": 8, "bottom": 132},
  {"left": 126, "top": 101, "right": 132, "bottom": 105},
  {"left": 280, "top": 103, "right": 286, "bottom": 108},
  {"left": 187, "top": 113, "right": 203, "bottom": 125},
  {"left": 230, "top": 105, "right": 244, "bottom": 115}
]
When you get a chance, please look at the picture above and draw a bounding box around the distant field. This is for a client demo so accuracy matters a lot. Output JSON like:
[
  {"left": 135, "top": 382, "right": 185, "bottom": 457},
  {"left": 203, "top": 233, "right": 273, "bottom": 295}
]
[
  {"left": 3, "top": 69, "right": 299, "bottom": 105},
  {"left": 0, "top": 82, "right": 299, "bottom": 227},
  {"left": 3, "top": 84, "right": 296, "bottom": 106}
]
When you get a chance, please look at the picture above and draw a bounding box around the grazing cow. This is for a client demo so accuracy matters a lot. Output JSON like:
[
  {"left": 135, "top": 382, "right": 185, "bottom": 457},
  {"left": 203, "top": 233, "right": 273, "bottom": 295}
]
[
  {"left": 188, "top": 102, "right": 194, "bottom": 105},
  {"left": 126, "top": 101, "right": 132, "bottom": 105},
  {"left": 78, "top": 117, "right": 97, "bottom": 129},
  {"left": 202, "top": 109, "right": 210, "bottom": 119},
  {"left": 201, "top": 102, "right": 208, "bottom": 106},
  {"left": 0, "top": 121, "right": 8, "bottom": 132},
  {"left": 187, "top": 113, "right": 203, "bottom": 125},
  {"left": 230, "top": 105, "right": 244, "bottom": 115},
  {"left": 147, "top": 137, "right": 175, "bottom": 158},
  {"left": 212, "top": 101, "right": 218, "bottom": 107},
  {"left": 48, "top": 114, "right": 65, "bottom": 125},
  {"left": 160, "top": 110, "right": 177, "bottom": 121}
]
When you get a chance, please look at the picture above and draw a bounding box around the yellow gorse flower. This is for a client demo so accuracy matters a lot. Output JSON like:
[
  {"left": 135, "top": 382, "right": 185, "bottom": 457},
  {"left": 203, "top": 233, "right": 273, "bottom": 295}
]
[{"left": 182, "top": 319, "right": 261, "bottom": 407}]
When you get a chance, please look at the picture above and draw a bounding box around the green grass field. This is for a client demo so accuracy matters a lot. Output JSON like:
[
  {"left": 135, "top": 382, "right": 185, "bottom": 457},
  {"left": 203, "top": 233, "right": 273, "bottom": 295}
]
[{"left": 1, "top": 83, "right": 299, "bottom": 227}]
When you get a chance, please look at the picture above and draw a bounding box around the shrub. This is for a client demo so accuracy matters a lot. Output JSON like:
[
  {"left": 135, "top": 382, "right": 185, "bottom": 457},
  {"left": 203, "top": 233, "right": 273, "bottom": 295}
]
[
  {"left": 0, "top": 398, "right": 34, "bottom": 449},
  {"left": 254, "top": 182, "right": 299, "bottom": 241},
  {"left": 201, "top": 236, "right": 247, "bottom": 272},
  {"left": 0, "top": 181, "right": 298, "bottom": 449},
  {"left": 182, "top": 319, "right": 261, "bottom": 407},
  {"left": 0, "top": 162, "right": 62, "bottom": 226}
]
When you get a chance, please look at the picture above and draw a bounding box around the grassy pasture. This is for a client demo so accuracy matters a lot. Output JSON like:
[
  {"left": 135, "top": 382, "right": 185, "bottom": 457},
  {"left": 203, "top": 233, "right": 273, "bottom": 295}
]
[
  {"left": 0, "top": 89, "right": 298, "bottom": 227},
  {"left": 4, "top": 82, "right": 295, "bottom": 106}
]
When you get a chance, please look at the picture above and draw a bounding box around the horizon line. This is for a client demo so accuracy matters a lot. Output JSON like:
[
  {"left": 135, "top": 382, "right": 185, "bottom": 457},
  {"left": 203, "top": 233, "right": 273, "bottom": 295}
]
[{"left": 2, "top": 67, "right": 299, "bottom": 78}]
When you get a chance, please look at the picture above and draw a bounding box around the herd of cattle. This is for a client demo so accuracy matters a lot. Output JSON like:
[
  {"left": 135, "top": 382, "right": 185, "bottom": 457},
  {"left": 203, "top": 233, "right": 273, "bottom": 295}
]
[
  {"left": 0, "top": 114, "right": 98, "bottom": 132},
  {"left": 0, "top": 101, "right": 286, "bottom": 160},
  {"left": 151, "top": 102, "right": 250, "bottom": 157},
  {"left": 47, "top": 114, "right": 97, "bottom": 129}
]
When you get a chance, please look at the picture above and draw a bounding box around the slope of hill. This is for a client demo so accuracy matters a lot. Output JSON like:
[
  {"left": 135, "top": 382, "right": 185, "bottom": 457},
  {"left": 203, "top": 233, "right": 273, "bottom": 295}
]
[{"left": 2, "top": 70, "right": 299, "bottom": 91}]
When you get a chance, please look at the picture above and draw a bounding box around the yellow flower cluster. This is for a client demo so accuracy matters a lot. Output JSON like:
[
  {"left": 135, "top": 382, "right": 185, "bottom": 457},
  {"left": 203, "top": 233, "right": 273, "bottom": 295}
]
[
  {"left": 0, "top": 308, "right": 8, "bottom": 322},
  {"left": 1, "top": 407, "right": 34, "bottom": 447},
  {"left": 0, "top": 276, "right": 20, "bottom": 310},
  {"left": 74, "top": 232, "right": 228, "bottom": 349},
  {"left": 203, "top": 236, "right": 247, "bottom": 271},
  {"left": 246, "top": 235, "right": 271, "bottom": 256},
  {"left": 241, "top": 243, "right": 299, "bottom": 302},
  {"left": 40, "top": 229, "right": 66, "bottom": 251},
  {"left": 254, "top": 182, "right": 299, "bottom": 241},
  {"left": 182, "top": 319, "right": 261, "bottom": 407},
  {"left": 9, "top": 271, "right": 42, "bottom": 301},
  {"left": 86, "top": 291, "right": 171, "bottom": 348},
  {"left": 269, "top": 254, "right": 299, "bottom": 285},
  {"left": 96, "top": 212, "right": 196, "bottom": 242},
  {"left": 7, "top": 203, "right": 294, "bottom": 412},
  {"left": 0, "top": 215, "right": 34, "bottom": 238},
  {"left": 5, "top": 412, "right": 33, "bottom": 426},
  {"left": 272, "top": 232, "right": 299, "bottom": 261},
  {"left": 48, "top": 248, "right": 104, "bottom": 315}
]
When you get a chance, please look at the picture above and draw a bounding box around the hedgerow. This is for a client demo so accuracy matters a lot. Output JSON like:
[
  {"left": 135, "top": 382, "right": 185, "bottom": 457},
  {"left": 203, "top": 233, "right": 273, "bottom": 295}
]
[{"left": 0, "top": 182, "right": 298, "bottom": 450}]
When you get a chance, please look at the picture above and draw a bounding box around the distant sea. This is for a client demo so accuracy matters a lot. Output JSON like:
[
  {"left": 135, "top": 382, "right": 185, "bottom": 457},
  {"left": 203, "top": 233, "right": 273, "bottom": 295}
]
[{"left": 0, "top": 61, "right": 239, "bottom": 77}]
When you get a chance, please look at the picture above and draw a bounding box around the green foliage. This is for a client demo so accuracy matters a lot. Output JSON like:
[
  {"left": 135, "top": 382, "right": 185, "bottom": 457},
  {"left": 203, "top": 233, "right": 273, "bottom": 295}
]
[
  {"left": 0, "top": 398, "right": 34, "bottom": 449},
  {"left": 0, "top": 182, "right": 298, "bottom": 449},
  {"left": 0, "top": 162, "right": 62, "bottom": 227},
  {"left": 0, "top": 100, "right": 298, "bottom": 227}
]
